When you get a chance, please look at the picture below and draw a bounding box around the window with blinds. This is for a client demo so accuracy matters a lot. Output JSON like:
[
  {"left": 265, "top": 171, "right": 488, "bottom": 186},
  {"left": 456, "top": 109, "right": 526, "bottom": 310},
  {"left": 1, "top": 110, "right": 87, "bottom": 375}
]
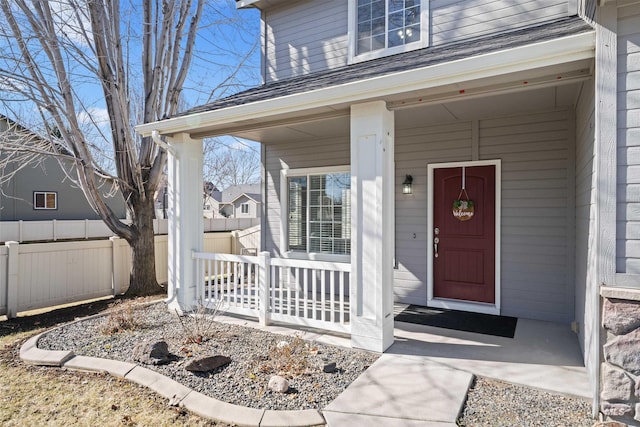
[{"left": 287, "top": 172, "right": 351, "bottom": 255}]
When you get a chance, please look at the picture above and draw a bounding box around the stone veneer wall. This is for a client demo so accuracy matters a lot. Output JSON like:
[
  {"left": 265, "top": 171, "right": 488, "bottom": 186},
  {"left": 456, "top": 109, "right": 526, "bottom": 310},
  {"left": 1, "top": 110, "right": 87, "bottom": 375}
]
[{"left": 601, "top": 289, "right": 640, "bottom": 426}]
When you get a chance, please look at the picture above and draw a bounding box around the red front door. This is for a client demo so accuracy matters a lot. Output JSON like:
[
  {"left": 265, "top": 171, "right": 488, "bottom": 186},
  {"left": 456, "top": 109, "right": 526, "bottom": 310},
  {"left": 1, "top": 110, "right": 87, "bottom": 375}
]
[{"left": 433, "top": 165, "right": 496, "bottom": 304}]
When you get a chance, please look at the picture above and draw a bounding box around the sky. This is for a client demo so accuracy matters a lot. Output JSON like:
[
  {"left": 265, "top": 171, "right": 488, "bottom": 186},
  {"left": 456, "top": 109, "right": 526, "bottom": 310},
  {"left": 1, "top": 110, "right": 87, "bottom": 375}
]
[{"left": 0, "top": 0, "right": 262, "bottom": 183}]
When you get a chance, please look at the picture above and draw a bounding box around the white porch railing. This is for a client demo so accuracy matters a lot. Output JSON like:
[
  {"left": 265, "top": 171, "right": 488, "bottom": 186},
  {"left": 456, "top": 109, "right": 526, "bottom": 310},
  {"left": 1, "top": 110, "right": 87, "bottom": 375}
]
[{"left": 193, "top": 251, "right": 351, "bottom": 334}]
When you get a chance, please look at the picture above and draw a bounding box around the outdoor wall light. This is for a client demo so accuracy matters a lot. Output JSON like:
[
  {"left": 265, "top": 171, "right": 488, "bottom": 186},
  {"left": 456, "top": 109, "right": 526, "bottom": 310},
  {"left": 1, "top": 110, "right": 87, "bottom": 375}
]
[{"left": 402, "top": 174, "right": 413, "bottom": 194}]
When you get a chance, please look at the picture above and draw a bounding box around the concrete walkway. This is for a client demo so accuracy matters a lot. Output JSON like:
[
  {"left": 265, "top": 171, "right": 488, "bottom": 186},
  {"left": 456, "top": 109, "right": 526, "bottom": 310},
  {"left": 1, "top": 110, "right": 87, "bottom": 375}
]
[
  {"left": 20, "top": 308, "right": 590, "bottom": 427},
  {"left": 323, "top": 314, "right": 590, "bottom": 426}
]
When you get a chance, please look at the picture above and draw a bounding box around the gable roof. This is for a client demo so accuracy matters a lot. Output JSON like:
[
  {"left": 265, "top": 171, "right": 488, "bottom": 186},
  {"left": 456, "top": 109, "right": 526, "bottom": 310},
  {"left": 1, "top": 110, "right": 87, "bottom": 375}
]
[
  {"left": 179, "top": 17, "right": 592, "bottom": 118},
  {"left": 218, "top": 184, "right": 261, "bottom": 203}
]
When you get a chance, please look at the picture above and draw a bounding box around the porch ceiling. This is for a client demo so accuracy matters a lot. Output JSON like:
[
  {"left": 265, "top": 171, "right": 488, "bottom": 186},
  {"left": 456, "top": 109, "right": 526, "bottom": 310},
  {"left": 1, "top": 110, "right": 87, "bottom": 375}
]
[{"left": 233, "top": 70, "right": 590, "bottom": 145}]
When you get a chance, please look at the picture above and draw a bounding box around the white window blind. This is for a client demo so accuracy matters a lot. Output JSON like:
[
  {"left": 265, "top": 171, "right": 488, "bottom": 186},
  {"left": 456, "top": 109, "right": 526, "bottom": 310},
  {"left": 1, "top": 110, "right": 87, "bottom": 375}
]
[{"left": 287, "top": 172, "right": 351, "bottom": 255}]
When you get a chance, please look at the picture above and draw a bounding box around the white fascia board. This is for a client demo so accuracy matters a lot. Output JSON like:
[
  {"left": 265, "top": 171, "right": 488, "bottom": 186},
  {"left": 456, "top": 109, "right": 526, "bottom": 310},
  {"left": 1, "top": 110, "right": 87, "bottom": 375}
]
[{"left": 136, "top": 31, "right": 595, "bottom": 138}]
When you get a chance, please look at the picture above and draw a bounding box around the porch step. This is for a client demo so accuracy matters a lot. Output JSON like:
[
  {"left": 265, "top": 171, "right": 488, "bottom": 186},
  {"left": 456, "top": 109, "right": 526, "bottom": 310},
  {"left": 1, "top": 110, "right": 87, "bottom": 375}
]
[{"left": 323, "top": 354, "right": 472, "bottom": 426}]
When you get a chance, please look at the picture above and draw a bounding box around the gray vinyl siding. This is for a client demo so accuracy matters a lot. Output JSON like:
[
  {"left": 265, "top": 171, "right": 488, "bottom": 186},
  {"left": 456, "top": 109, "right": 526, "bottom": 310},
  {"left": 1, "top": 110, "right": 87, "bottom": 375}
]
[
  {"left": 263, "top": 0, "right": 573, "bottom": 82},
  {"left": 264, "top": 137, "right": 350, "bottom": 256},
  {"left": 394, "top": 122, "right": 473, "bottom": 305},
  {"left": 0, "top": 155, "right": 126, "bottom": 222},
  {"left": 264, "top": 0, "right": 348, "bottom": 83},
  {"left": 616, "top": 3, "right": 640, "bottom": 274},
  {"left": 431, "top": 0, "right": 570, "bottom": 46},
  {"left": 394, "top": 110, "right": 575, "bottom": 323},
  {"left": 574, "top": 79, "right": 595, "bottom": 366}
]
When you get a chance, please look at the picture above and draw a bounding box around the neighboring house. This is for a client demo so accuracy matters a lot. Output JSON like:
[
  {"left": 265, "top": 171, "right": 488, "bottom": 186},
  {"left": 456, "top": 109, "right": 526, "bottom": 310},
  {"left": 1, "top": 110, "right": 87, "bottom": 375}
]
[
  {"left": 0, "top": 115, "right": 126, "bottom": 221},
  {"left": 215, "top": 184, "right": 261, "bottom": 219},
  {"left": 138, "top": 1, "right": 640, "bottom": 422}
]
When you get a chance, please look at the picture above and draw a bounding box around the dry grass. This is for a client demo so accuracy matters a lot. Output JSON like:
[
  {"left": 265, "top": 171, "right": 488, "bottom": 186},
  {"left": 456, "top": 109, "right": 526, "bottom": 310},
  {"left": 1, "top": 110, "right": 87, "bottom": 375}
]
[
  {"left": 257, "top": 336, "right": 315, "bottom": 378},
  {"left": 100, "top": 300, "right": 141, "bottom": 335},
  {"left": 0, "top": 299, "right": 227, "bottom": 427}
]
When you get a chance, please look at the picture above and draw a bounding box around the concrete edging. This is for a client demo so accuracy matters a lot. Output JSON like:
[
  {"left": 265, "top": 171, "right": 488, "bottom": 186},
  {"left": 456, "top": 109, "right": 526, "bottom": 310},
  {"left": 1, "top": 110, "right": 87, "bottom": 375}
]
[{"left": 19, "top": 322, "right": 326, "bottom": 427}]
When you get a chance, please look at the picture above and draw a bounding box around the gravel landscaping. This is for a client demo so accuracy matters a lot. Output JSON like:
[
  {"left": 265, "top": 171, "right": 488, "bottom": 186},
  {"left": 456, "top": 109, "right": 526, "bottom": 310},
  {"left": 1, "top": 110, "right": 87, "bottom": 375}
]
[
  {"left": 35, "top": 299, "right": 596, "bottom": 425},
  {"left": 38, "top": 301, "right": 379, "bottom": 411},
  {"left": 458, "top": 376, "right": 594, "bottom": 427}
]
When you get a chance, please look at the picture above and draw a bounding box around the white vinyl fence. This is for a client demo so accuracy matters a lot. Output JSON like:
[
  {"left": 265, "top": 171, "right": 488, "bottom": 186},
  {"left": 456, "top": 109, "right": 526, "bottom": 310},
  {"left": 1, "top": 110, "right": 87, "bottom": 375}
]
[
  {"left": 0, "top": 232, "right": 234, "bottom": 318},
  {"left": 0, "top": 218, "right": 260, "bottom": 243},
  {"left": 193, "top": 251, "right": 351, "bottom": 334}
]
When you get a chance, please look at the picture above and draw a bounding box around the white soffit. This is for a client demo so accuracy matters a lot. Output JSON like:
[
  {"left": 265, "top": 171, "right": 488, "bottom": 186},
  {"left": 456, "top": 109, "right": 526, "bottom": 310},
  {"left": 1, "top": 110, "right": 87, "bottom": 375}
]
[{"left": 136, "top": 31, "right": 595, "bottom": 139}]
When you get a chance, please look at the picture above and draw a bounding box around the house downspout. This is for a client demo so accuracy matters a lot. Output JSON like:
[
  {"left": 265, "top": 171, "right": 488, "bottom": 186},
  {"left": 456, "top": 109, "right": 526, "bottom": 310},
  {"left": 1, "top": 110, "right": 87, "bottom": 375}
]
[
  {"left": 151, "top": 130, "right": 175, "bottom": 155},
  {"left": 151, "top": 130, "right": 177, "bottom": 306}
]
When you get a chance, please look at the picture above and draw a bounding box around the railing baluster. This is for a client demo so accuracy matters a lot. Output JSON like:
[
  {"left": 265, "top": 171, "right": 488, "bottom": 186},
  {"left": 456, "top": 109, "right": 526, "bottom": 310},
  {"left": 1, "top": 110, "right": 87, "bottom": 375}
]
[
  {"left": 321, "top": 269, "right": 326, "bottom": 322},
  {"left": 270, "top": 264, "right": 276, "bottom": 314},
  {"left": 340, "top": 271, "right": 345, "bottom": 325},
  {"left": 206, "top": 259, "right": 211, "bottom": 302},
  {"left": 286, "top": 267, "right": 291, "bottom": 315},
  {"left": 330, "top": 271, "right": 335, "bottom": 324},
  {"left": 226, "top": 260, "right": 231, "bottom": 306},
  {"left": 312, "top": 268, "right": 317, "bottom": 320},
  {"left": 303, "top": 268, "right": 309, "bottom": 319},
  {"left": 294, "top": 266, "right": 300, "bottom": 317}
]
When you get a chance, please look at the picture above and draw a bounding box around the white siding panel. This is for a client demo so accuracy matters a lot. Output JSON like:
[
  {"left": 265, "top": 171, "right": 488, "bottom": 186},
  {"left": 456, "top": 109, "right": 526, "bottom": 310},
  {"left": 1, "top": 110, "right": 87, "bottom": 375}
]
[{"left": 617, "top": 8, "right": 640, "bottom": 273}]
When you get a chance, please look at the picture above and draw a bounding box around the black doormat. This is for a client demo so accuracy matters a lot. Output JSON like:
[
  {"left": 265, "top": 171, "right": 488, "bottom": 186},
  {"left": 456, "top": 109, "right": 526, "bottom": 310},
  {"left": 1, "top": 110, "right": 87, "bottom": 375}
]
[{"left": 395, "top": 305, "right": 518, "bottom": 338}]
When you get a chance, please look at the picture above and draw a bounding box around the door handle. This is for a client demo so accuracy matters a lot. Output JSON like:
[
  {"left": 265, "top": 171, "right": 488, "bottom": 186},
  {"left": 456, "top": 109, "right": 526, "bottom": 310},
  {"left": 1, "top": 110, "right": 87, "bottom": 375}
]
[{"left": 434, "top": 237, "right": 439, "bottom": 258}]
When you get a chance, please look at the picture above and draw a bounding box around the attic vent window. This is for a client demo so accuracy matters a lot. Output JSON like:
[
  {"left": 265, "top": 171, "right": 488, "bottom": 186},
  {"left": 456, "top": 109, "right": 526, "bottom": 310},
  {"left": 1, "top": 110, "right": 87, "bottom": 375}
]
[{"left": 356, "top": 0, "right": 424, "bottom": 55}]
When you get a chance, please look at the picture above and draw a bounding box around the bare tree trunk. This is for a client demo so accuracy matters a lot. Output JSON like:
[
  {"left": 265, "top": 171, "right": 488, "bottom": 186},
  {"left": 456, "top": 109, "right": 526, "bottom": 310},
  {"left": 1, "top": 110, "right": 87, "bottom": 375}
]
[{"left": 127, "top": 194, "right": 158, "bottom": 295}]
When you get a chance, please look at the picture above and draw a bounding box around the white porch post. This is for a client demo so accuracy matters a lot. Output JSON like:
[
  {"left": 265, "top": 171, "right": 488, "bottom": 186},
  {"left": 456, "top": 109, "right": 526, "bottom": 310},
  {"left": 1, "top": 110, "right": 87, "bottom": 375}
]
[
  {"left": 166, "top": 132, "right": 204, "bottom": 314},
  {"left": 350, "top": 101, "right": 395, "bottom": 352}
]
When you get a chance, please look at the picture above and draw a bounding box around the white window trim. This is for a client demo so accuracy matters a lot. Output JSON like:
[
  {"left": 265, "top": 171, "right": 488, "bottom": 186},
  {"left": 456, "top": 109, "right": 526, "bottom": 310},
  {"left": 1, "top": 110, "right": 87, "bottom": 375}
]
[
  {"left": 240, "top": 203, "right": 250, "bottom": 214},
  {"left": 280, "top": 165, "right": 351, "bottom": 262},
  {"left": 33, "top": 191, "right": 57, "bottom": 210},
  {"left": 348, "top": 0, "right": 430, "bottom": 64}
]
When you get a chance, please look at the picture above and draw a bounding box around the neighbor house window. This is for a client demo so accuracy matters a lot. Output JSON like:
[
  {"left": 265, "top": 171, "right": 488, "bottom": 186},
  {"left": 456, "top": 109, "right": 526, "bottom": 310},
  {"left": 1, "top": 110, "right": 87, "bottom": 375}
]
[
  {"left": 34, "top": 191, "right": 57, "bottom": 210},
  {"left": 286, "top": 170, "right": 351, "bottom": 255},
  {"left": 241, "top": 203, "right": 249, "bottom": 214},
  {"left": 352, "top": 0, "right": 428, "bottom": 61}
]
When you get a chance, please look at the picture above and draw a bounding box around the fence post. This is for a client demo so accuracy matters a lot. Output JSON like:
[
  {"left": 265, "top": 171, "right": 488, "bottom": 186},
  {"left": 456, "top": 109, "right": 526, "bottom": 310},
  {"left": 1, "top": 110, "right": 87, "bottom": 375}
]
[
  {"left": 231, "top": 230, "right": 239, "bottom": 254},
  {"left": 18, "top": 220, "right": 23, "bottom": 243},
  {"left": 52, "top": 219, "right": 57, "bottom": 241},
  {"left": 110, "top": 236, "right": 122, "bottom": 295},
  {"left": 6, "top": 241, "right": 19, "bottom": 319},
  {"left": 258, "top": 251, "right": 271, "bottom": 326}
]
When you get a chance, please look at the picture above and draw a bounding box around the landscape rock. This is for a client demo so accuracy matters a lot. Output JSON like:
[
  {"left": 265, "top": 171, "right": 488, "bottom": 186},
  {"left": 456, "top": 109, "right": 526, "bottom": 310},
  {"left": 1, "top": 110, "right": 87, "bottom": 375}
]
[
  {"left": 323, "top": 362, "right": 337, "bottom": 373},
  {"left": 601, "top": 364, "right": 634, "bottom": 401},
  {"left": 601, "top": 402, "right": 633, "bottom": 417},
  {"left": 604, "top": 328, "right": 640, "bottom": 375},
  {"left": 636, "top": 403, "right": 640, "bottom": 422},
  {"left": 268, "top": 375, "right": 289, "bottom": 393},
  {"left": 593, "top": 422, "right": 629, "bottom": 427},
  {"left": 603, "top": 298, "right": 640, "bottom": 336},
  {"left": 185, "top": 355, "right": 231, "bottom": 373},
  {"left": 132, "top": 340, "right": 174, "bottom": 365}
]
